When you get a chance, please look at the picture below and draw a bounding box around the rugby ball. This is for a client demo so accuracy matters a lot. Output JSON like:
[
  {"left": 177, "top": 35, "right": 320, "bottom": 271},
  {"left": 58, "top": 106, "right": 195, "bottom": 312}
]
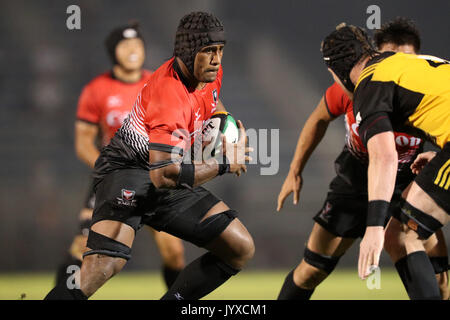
[{"left": 202, "top": 112, "right": 239, "bottom": 160}]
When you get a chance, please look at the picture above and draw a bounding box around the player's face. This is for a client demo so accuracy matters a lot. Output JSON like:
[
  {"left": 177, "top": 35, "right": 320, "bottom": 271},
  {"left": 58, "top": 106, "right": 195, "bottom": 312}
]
[
  {"left": 193, "top": 44, "right": 224, "bottom": 83},
  {"left": 115, "top": 38, "right": 145, "bottom": 71},
  {"left": 378, "top": 43, "right": 416, "bottom": 55}
]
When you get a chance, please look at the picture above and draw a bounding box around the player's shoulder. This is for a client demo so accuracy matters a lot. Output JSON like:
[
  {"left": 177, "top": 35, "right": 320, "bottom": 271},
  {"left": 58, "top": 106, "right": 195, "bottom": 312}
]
[
  {"left": 142, "top": 60, "right": 189, "bottom": 106},
  {"left": 326, "top": 81, "right": 345, "bottom": 96},
  {"left": 325, "top": 82, "right": 352, "bottom": 116}
]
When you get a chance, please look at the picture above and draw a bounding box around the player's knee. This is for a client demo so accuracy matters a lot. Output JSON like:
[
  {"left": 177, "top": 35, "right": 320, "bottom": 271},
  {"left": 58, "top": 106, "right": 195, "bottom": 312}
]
[
  {"left": 227, "top": 232, "right": 255, "bottom": 269},
  {"left": 238, "top": 233, "right": 255, "bottom": 262},
  {"left": 82, "top": 253, "right": 126, "bottom": 280},
  {"left": 294, "top": 260, "right": 329, "bottom": 289}
]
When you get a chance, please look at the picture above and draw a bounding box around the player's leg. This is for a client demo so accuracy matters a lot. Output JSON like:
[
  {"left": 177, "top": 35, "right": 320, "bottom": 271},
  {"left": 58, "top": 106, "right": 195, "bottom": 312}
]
[
  {"left": 396, "top": 181, "right": 449, "bottom": 300},
  {"left": 201, "top": 201, "right": 254, "bottom": 270},
  {"left": 79, "top": 220, "right": 135, "bottom": 297},
  {"left": 45, "top": 219, "right": 135, "bottom": 300},
  {"left": 423, "top": 229, "right": 449, "bottom": 299},
  {"left": 44, "top": 168, "right": 152, "bottom": 300},
  {"left": 277, "top": 223, "right": 354, "bottom": 300},
  {"left": 145, "top": 187, "right": 253, "bottom": 300},
  {"left": 148, "top": 226, "right": 185, "bottom": 288},
  {"left": 160, "top": 200, "right": 254, "bottom": 300},
  {"left": 392, "top": 145, "right": 450, "bottom": 300},
  {"left": 277, "top": 186, "right": 368, "bottom": 300},
  {"left": 385, "top": 217, "right": 449, "bottom": 299}
]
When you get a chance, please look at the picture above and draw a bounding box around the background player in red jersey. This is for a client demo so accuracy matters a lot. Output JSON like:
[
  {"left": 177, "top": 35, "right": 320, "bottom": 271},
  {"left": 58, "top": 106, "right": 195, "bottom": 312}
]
[
  {"left": 45, "top": 11, "right": 254, "bottom": 300},
  {"left": 54, "top": 22, "right": 185, "bottom": 290},
  {"left": 277, "top": 18, "right": 448, "bottom": 300}
]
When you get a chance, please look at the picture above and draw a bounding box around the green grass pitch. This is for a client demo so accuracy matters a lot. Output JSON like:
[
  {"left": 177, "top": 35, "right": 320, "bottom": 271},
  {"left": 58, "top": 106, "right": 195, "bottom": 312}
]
[{"left": 0, "top": 269, "right": 409, "bottom": 300}]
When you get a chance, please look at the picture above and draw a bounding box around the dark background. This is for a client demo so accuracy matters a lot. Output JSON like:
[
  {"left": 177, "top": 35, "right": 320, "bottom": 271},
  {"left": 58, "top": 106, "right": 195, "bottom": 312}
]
[{"left": 0, "top": 0, "right": 449, "bottom": 272}]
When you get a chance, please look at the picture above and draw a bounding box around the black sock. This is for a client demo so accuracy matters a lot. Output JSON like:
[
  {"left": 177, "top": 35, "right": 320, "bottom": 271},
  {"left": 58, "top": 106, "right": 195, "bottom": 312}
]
[
  {"left": 44, "top": 283, "right": 88, "bottom": 300},
  {"left": 162, "top": 265, "right": 182, "bottom": 289},
  {"left": 395, "top": 251, "right": 441, "bottom": 300},
  {"left": 55, "top": 254, "right": 82, "bottom": 286},
  {"left": 277, "top": 269, "right": 314, "bottom": 300},
  {"left": 161, "top": 252, "right": 239, "bottom": 300}
]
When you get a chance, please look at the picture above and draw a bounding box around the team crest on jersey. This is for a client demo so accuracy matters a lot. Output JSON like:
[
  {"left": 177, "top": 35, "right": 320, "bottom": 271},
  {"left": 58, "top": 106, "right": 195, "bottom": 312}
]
[
  {"left": 319, "top": 201, "right": 333, "bottom": 222},
  {"left": 107, "top": 95, "right": 122, "bottom": 108},
  {"left": 117, "top": 189, "right": 137, "bottom": 207},
  {"left": 212, "top": 89, "right": 218, "bottom": 104}
]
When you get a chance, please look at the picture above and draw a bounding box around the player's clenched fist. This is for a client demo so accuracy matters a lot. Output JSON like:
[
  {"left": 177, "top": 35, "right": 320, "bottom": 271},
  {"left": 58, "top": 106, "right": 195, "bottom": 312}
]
[{"left": 222, "top": 120, "right": 253, "bottom": 176}]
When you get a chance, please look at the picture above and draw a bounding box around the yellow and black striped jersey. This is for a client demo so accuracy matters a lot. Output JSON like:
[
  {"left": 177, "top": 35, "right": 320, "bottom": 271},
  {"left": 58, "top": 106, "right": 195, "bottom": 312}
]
[{"left": 353, "top": 51, "right": 450, "bottom": 149}]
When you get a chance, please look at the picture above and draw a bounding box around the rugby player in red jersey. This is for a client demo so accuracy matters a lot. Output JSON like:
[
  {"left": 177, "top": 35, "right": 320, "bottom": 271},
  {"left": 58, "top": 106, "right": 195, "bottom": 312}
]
[
  {"left": 45, "top": 11, "right": 254, "bottom": 300},
  {"left": 277, "top": 18, "right": 448, "bottom": 300},
  {"left": 54, "top": 22, "right": 185, "bottom": 290}
]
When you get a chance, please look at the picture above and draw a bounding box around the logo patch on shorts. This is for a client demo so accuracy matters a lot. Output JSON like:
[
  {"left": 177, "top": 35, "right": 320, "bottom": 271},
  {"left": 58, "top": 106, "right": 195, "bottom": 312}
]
[
  {"left": 319, "top": 201, "right": 333, "bottom": 222},
  {"left": 407, "top": 219, "right": 418, "bottom": 231},
  {"left": 117, "top": 189, "right": 137, "bottom": 207}
]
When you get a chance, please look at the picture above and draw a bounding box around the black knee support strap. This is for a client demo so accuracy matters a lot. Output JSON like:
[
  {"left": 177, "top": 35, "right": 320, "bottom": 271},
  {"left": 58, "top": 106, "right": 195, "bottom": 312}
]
[
  {"left": 83, "top": 230, "right": 132, "bottom": 261},
  {"left": 429, "top": 256, "right": 449, "bottom": 274},
  {"left": 303, "top": 247, "right": 341, "bottom": 274},
  {"left": 399, "top": 201, "right": 443, "bottom": 240},
  {"left": 181, "top": 210, "right": 237, "bottom": 247},
  {"left": 193, "top": 209, "right": 238, "bottom": 247}
]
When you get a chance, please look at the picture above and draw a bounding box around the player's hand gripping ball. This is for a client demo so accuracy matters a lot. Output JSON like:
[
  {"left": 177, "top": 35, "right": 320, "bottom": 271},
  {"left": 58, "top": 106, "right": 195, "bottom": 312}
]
[{"left": 202, "top": 112, "right": 239, "bottom": 160}]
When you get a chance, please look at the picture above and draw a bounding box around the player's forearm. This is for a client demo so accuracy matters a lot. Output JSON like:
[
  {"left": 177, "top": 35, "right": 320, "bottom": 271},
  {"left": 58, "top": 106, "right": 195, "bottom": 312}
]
[
  {"left": 290, "top": 116, "right": 330, "bottom": 174},
  {"left": 367, "top": 151, "right": 397, "bottom": 202},
  {"left": 74, "top": 121, "right": 100, "bottom": 169},
  {"left": 151, "top": 159, "right": 221, "bottom": 189},
  {"left": 367, "top": 133, "right": 398, "bottom": 202},
  {"left": 75, "top": 143, "right": 100, "bottom": 169},
  {"left": 366, "top": 132, "right": 397, "bottom": 227},
  {"left": 193, "top": 158, "right": 222, "bottom": 186}
]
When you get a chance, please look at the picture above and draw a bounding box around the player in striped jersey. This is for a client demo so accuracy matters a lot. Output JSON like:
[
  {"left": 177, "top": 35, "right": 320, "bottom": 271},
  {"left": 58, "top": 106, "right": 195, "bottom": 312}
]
[
  {"left": 322, "top": 23, "right": 449, "bottom": 300},
  {"left": 45, "top": 11, "right": 254, "bottom": 300},
  {"left": 54, "top": 23, "right": 186, "bottom": 290},
  {"left": 277, "top": 18, "right": 448, "bottom": 300}
]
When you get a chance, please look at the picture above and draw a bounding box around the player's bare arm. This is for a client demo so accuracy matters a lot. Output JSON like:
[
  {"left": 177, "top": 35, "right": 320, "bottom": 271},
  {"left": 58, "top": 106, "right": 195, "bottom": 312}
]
[
  {"left": 74, "top": 120, "right": 100, "bottom": 168},
  {"left": 149, "top": 120, "right": 252, "bottom": 189},
  {"left": 277, "top": 96, "right": 334, "bottom": 211},
  {"left": 358, "top": 131, "right": 398, "bottom": 279}
]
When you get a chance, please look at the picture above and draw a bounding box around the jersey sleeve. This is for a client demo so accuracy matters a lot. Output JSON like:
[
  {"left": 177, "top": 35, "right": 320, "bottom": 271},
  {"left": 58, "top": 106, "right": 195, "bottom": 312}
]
[
  {"left": 353, "top": 75, "right": 395, "bottom": 146},
  {"left": 76, "top": 84, "right": 100, "bottom": 124},
  {"left": 143, "top": 82, "right": 190, "bottom": 156},
  {"left": 324, "top": 82, "right": 351, "bottom": 117}
]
